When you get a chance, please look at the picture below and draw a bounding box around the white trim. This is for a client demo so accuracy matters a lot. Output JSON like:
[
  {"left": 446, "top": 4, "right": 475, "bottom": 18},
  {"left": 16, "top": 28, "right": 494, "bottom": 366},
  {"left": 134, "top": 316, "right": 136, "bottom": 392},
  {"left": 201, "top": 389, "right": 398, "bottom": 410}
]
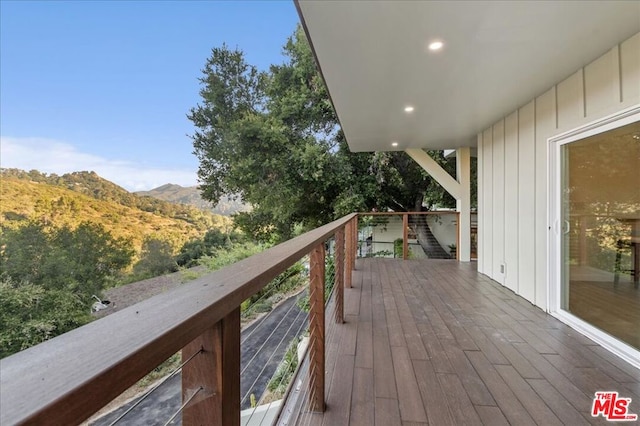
[
  {"left": 550, "top": 310, "right": 640, "bottom": 370},
  {"left": 548, "top": 104, "right": 640, "bottom": 146},
  {"left": 548, "top": 103, "right": 640, "bottom": 367}
]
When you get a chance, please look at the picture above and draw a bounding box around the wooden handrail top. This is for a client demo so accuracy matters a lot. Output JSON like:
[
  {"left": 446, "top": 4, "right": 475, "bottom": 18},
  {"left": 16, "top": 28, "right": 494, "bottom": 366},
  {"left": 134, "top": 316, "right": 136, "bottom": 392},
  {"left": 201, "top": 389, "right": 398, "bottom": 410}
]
[
  {"left": 0, "top": 213, "right": 357, "bottom": 426},
  {"left": 357, "top": 211, "right": 459, "bottom": 216}
]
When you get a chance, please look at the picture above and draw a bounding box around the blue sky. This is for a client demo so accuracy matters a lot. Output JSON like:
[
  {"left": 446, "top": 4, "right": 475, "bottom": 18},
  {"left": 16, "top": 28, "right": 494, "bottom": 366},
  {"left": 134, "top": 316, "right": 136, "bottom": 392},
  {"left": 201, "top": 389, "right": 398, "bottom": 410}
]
[{"left": 0, "top": 0, "right": 299, "bottom": 191}]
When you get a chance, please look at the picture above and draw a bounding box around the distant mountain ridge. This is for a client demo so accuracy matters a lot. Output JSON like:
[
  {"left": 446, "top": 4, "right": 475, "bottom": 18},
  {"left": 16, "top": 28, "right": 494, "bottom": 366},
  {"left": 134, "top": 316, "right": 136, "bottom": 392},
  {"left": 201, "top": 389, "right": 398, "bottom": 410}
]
[
  {"left": 0, "top": 168, "right": 231, "bottom": 254},
  {"left": 136, "top": 184, "right": 247, "bottom": 216}
]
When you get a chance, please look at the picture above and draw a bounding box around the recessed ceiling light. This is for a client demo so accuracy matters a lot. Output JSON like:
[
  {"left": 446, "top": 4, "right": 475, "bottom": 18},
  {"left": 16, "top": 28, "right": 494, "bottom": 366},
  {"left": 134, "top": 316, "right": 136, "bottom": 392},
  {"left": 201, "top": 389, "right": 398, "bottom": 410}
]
[
  {"left": 404, "top": 106, "right": 414, "bottom": 113},
  {"left": 391, "top": 142, "right": 399, "bottom": 147},
  {"left": 428, "top": 40, "right": 444, "bottom": 51}
]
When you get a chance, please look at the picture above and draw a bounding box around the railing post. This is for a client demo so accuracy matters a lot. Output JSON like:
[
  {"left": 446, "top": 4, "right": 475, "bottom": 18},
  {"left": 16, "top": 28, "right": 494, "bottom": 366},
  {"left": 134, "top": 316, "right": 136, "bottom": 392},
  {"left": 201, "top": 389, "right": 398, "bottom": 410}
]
[
  {"left": 309, "top": 243, "right": 326, "bottom": 412},
  {"left": 352, "top": 217, "right": 357, "bottom": 270},
  {"left": 345, "top": 220, "right": 353, "bottom": 288},
  {"left": 403, "top": 213, "right": 409, "bottom": 260},
  {"left": 456, "top": 211, "right": 460, "bottom": 261},
  {"left": 181, "top": 308, "right": 240, "bottom": 426},
  {"left": 334, "top": 227, "right": 345, "bottom": 324}
]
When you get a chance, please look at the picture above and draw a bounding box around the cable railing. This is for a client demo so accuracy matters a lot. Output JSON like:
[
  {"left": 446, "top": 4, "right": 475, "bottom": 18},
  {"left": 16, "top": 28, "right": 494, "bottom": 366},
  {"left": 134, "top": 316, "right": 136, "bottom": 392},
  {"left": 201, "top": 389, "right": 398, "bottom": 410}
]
[
  {"left": 273, "top": 233, "right": 345, "bottom": 426},
  {"left": 0, "top": 211, "right": 459, "bottom": 426},
  {"left": 357, "top": 211, "right": 460, "bottom": 260},
  {"left": 0, "top": 214, "right": 357, "bottom": 426}
]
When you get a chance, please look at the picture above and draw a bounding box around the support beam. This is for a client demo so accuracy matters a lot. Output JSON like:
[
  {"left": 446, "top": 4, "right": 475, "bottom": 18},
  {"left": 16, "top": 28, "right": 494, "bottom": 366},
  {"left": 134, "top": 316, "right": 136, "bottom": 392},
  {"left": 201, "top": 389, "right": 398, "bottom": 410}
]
[
  {"left": 405, "top": 147, "right": 472, "bottom": 262},
  {"left": 405, "top": 148, "right": 462, "bottom": 200}
]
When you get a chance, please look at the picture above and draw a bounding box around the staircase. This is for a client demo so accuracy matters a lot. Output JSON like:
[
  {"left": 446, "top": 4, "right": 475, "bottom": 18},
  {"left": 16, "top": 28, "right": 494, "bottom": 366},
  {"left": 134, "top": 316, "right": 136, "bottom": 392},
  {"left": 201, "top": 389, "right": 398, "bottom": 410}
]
[{"left": 413, "top": 221, "right": 451, "bottom": 259}]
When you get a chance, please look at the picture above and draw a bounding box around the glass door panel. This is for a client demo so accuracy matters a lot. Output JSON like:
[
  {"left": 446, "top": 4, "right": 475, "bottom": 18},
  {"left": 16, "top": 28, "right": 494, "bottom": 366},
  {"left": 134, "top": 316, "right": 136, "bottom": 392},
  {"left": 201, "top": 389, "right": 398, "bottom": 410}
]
[{"left": 560, "top": 120, "right": 640, "bottom": 350}]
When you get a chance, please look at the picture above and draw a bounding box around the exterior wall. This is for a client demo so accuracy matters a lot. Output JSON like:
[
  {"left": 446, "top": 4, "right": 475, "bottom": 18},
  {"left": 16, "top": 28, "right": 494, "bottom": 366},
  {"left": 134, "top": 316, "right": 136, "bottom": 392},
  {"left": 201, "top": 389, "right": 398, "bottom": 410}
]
[{"left": 477, "top": 32, "right": 640, "bottom": 311}]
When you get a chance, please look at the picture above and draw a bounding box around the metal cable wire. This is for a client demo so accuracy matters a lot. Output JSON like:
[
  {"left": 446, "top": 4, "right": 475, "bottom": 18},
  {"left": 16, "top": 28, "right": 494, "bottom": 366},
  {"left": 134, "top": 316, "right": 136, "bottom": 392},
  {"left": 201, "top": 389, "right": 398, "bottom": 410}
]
[
  {"left": 240, "top": 287, "right": 306, "bottom": 346},
  {"left": 240, "top": 293, "right": 303, "bottom": 379},
  {"left": 285, "top": 243, "right": 336, "bottom": 426},
  {"left": 240, "top": 261, "right": 309, "bottom": 346},
  {"left": 278, "top": 352, "right": 311, "bottom": 426},
  {"left": 107, "top": 348, "right": 203, "bottom": 426},
  {"left": 241, "top": 264, "right": 305, "bottom": 324},
  {"left": 271, "top": 239, "right": 338, "bottom": 426},
  {"left": 240, "top": 305, "right": 306, "bottom": 406},
  {"left": 256, "top": 315, "right": 308, "bottom": 407},
  {"left": 244, "top": 314, "right": 308, "bottom": 426},
  {"left": 162, "top": 386, "right": 202, "bottom": 426}
]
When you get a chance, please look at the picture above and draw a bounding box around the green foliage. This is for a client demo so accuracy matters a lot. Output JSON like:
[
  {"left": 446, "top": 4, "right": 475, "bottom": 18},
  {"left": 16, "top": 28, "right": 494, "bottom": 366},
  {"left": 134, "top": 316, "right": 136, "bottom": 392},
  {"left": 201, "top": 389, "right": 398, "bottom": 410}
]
[
  {"left": 0, "top": 277, "right": 92, "bottom": 358},
  {"left": 1, "top": 221, "right": 134, "bottom": 298},
  {"left": 199, "top": 242, "right": 265, "bottom": 272},
  {"left": 267, "top": 336, "right": 301, "bottom": 397},
  {"left": 189, "top": 27, "right": 475, "bottom": 243},
  {"left": 176, "top": 228, "right": 243, "bottom": 267},
  {"left": 132, "top": 237, "right": 178, "bottom": 279},
  {"left": 0, "top": 170, "right": 232, "bottom": 256},
  {"left": 394, "top": 238, "right": 404, "bottom": 259},
  {"left": 0, "top": 221, "right": 134, "bottom": 357}
]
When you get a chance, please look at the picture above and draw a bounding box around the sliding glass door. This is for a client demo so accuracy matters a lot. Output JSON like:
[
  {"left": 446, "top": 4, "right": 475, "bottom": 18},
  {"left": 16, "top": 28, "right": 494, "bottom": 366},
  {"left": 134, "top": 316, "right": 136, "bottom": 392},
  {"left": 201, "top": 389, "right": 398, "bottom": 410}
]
[{"left": 556, "top": 117, "right": 640, "bottom": 351}]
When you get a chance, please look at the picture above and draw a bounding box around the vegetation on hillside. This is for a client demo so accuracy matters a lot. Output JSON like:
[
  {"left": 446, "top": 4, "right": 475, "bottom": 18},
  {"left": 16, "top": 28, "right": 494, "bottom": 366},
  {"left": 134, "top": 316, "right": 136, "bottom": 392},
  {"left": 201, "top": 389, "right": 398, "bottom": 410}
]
[
  {"left": 0, "top": 169, "right": 232, "bottom": 255},
  {"left": 0, "top": 221, "right": 135, "bottom": 357},
  {"left": 0, "top": 169, "right": 242, "bottom": 357},
  {"left": 136, "top": 183, "right": 247, "bottom": 216}
]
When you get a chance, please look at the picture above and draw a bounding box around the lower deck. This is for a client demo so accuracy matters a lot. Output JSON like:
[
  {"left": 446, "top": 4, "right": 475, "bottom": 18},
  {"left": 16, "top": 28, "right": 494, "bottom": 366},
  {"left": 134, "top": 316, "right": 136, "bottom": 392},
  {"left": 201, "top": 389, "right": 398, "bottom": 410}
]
[{"left": 291, "top": 258, "right": 640, "bottom": 425}]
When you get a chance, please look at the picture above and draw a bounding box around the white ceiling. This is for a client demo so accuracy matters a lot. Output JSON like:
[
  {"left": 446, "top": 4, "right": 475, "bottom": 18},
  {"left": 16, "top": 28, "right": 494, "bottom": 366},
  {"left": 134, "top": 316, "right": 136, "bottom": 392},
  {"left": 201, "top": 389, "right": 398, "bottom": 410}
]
[{"left": 296, "top": 1, "right": 640, "bottom": 152}]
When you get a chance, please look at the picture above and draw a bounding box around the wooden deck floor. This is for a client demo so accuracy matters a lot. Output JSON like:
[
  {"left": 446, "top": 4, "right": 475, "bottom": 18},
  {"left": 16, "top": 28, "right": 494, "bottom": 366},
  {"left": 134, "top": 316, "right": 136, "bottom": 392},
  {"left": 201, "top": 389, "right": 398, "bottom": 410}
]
[{"left": 293, "top": 258, "right": 640, "bottom": 426}]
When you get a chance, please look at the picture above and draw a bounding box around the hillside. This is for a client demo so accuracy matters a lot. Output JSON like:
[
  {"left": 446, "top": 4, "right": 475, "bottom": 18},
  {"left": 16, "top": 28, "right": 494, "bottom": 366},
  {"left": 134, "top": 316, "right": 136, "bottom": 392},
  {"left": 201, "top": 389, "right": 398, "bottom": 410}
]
[
  {"left": 136, "top": 184, "right": 247, "bottom": 215},
  {"left": 0, "top": 169, "right": 232, "bottom": 254}
]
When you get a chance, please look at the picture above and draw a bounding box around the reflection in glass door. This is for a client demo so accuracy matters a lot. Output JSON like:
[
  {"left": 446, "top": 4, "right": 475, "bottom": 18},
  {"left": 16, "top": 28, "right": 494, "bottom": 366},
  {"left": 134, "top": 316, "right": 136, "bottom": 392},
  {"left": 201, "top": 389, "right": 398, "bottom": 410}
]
[{"left": 560, "top": 120, "right": 640, "bottom": 350}]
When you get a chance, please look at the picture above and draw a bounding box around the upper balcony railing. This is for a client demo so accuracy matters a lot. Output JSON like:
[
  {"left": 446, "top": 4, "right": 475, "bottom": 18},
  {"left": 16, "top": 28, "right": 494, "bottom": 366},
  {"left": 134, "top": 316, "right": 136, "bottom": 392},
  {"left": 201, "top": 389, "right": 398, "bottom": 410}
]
[{"left": 0, "top": 211, "right": 458, "bottom": 426}]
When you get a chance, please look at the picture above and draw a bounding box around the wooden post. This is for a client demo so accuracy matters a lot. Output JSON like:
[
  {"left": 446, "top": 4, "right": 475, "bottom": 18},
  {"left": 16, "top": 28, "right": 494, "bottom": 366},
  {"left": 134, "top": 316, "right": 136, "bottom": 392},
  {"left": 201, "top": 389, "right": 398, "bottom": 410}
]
[
  {"left": 182, "top": 308, "right": 240, "bottom": 426},
  {"left": 352, "top": 217, "right": 357, "bottom": 270},
  {"left": 334, "top": 227, "right": 345, "bottom": 324},
  {"left": 309, "top": 243, "right": 326, "bottom": 412},
  {"left": 456, "top": 212, "right": 460, "bottom": 261},
  {"left": 403, "top": 213, "right": 409, "bottom": 260},
  {"left": 345, "top": 221, "right": 353, "bottom": 288}
]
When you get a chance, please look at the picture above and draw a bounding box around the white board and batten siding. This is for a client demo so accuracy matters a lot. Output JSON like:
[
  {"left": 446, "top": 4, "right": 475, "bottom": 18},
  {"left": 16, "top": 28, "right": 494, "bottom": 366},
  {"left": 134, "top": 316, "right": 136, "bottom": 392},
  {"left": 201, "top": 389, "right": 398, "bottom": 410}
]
[{"left": 477, "top": 32, "right": 640, "bottom": 311}]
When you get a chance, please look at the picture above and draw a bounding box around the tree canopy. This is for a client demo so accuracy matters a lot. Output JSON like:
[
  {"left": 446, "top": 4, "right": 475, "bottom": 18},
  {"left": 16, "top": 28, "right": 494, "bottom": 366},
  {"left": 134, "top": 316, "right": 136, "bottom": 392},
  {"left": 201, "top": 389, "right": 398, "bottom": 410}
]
[
  {"left": 0, "top": 221, "right": 134, "bottom": 357},
  {"left": 189, "top": 26, "right": 462, "bottom": 242}
]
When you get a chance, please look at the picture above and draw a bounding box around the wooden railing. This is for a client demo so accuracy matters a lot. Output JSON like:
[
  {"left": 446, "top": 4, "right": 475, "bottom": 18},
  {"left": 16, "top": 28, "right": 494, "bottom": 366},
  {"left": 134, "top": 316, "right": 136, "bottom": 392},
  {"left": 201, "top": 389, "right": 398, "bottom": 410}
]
[
  {"left": 0, "top": 214, "right": 358, "bottom": 425},
  {"left": 0, "top": 211, "right": 456, "bottom": 425}
]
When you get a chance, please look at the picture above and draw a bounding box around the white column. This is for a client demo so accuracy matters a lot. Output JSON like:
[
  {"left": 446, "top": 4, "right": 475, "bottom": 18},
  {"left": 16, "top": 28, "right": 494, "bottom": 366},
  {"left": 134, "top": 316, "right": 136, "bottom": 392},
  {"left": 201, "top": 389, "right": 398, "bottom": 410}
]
[{"left": 456, "top": 147, "right": 471, "bottom": 262}]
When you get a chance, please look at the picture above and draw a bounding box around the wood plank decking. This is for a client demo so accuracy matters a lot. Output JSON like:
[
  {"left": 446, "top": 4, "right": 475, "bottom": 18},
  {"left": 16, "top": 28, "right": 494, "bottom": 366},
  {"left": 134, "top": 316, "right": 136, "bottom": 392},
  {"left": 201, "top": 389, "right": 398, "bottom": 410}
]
[{"left": 292, "top": 258, "right": 640, "bottom": 426}]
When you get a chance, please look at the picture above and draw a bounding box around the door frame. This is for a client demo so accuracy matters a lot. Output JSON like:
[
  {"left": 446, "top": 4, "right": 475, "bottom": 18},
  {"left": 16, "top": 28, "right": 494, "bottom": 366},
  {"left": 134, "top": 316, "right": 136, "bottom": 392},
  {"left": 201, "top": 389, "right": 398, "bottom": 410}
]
[{"left": 548, "top": 104, "right": 640, "bottom": 369}]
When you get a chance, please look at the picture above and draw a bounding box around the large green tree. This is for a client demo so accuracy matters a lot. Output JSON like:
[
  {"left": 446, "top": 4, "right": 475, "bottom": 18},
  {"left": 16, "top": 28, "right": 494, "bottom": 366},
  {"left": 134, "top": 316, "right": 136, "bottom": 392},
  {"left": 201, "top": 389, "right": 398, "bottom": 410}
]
[
  {"left": 189, "top": 26, "right": 459, "bottom": 242},
  {"left": 132, "top": 237, "right": 178, "bottom": 278},
  {"left": 1, "top": 221, "right": 134, "bottom": 300},
  {"left": 0, "top": 222, "right": 134, "bottom": 357}
]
